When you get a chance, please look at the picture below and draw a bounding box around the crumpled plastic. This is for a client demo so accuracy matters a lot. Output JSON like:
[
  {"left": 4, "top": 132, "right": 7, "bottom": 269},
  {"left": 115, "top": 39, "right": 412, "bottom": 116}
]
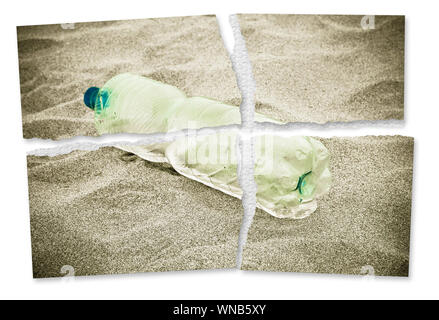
[{"left": 89, "top": 73, "right": 331, "bottom": 218}]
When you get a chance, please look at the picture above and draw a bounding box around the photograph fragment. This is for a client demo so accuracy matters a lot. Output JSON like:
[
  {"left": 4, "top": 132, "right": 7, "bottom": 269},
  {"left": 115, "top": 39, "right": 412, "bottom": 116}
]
[
  {"left": 237, "top": 14, "right": 405, "bottom": 123},
  {"left": 18, "top": 15, "right": 241, "bottom": 140},
  {"left": 242, "top": 135, "right": 413, "bottom": 277},
  {"left": 27, "top": 132, "right": 243, "bottom": 278},
  {"left": 20, "top": 12, "right": 414, "bottom": 281}
]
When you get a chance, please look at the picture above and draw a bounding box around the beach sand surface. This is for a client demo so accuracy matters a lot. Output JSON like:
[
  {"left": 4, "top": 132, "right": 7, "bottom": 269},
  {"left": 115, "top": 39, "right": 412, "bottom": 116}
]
[
  {"left": 242, "top": 136, "right": 413, "bottom": 276},
  {"left": 238, "top": 14, "right": 405, "bottom": 123},
  {"left": 27, "top": 147, "right": 242, "bottom": 278},
  {"left": 18, "top": 15, "right": 240, "bottom": 140}
]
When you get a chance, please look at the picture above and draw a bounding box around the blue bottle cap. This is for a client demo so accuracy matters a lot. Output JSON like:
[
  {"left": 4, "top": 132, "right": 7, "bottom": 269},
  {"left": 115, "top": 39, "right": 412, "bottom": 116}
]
[{"left": 84, "top": 87, "right": 100, "bottom": 110}]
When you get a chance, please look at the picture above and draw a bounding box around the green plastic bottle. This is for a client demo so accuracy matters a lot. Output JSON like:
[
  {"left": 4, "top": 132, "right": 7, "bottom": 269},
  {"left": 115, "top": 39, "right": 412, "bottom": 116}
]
[
  {"left": 84, "top": 73, "right": 331, "bottom": 219},
  {"left": 84, "top": 73, "right": 248, "bottom": 134}
]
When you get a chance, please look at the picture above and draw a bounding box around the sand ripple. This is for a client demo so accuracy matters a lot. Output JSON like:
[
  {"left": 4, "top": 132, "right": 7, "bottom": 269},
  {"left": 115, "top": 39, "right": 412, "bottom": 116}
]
[
  {"left": 18, "top": 16, "right": 240, "bottom": 139},
  {"left": 28, "top": 147, "right": 243, "bottom": 278},
  {"left": 239, "top": 14, "right": 405, "bottom": 123},
  {"left": 242, "top": 136, "right": 413, "bottom": 276}
]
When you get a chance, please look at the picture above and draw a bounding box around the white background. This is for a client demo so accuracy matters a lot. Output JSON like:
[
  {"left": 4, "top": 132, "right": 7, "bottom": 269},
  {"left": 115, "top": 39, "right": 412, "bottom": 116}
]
[{"left": 0, "top": 0, "right": 438, "bottom": 300}]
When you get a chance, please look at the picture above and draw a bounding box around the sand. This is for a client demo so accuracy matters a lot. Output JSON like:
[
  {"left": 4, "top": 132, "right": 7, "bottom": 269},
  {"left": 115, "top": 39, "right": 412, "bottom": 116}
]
[
  {"left": 17, "top": 15, "right": 240, "bottom": 140},
  {"left": 27, "top": 147, "right": 243, "bottom": 278},
  {"left": 242, "top": 136, "right": 413, "bottom": 277},
  {"left": 238, "top": 14, "right": 405, "bottom": 123}
]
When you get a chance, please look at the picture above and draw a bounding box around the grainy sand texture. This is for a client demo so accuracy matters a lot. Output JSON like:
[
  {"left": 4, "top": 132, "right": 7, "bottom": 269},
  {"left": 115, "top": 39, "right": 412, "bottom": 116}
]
[
  {"left": 242, "top": 136, "right": 413, "bottom": 277},
  {"left": 238, "top": 14, "right": 405, "bottom": 123},
  {"left": 27, "top": 147, "right": 242, "bottom": 278},
  {"left": 18, "top": 15, "right": 240, "bottom": 140}
]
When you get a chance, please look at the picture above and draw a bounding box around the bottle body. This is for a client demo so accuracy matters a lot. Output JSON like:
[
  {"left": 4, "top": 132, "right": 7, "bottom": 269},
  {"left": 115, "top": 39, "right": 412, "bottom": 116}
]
[
  {"left": 87, "top": 73, "right": 242, "bottom": 135},
  {"left": 84, "top": 73, "right": 331, "bottom": 219},
  {"left": 92, "top": 73, "right": 186, "bottom": 135},
  {"left": 165, "top": 133, "right": 331, "bottom": 219}
]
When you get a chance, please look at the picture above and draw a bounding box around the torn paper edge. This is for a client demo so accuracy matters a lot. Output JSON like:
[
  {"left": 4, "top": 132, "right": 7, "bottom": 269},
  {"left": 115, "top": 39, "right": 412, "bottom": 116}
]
[{"left": 229, "top": 14, "right": 258, "bottom": 267}]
